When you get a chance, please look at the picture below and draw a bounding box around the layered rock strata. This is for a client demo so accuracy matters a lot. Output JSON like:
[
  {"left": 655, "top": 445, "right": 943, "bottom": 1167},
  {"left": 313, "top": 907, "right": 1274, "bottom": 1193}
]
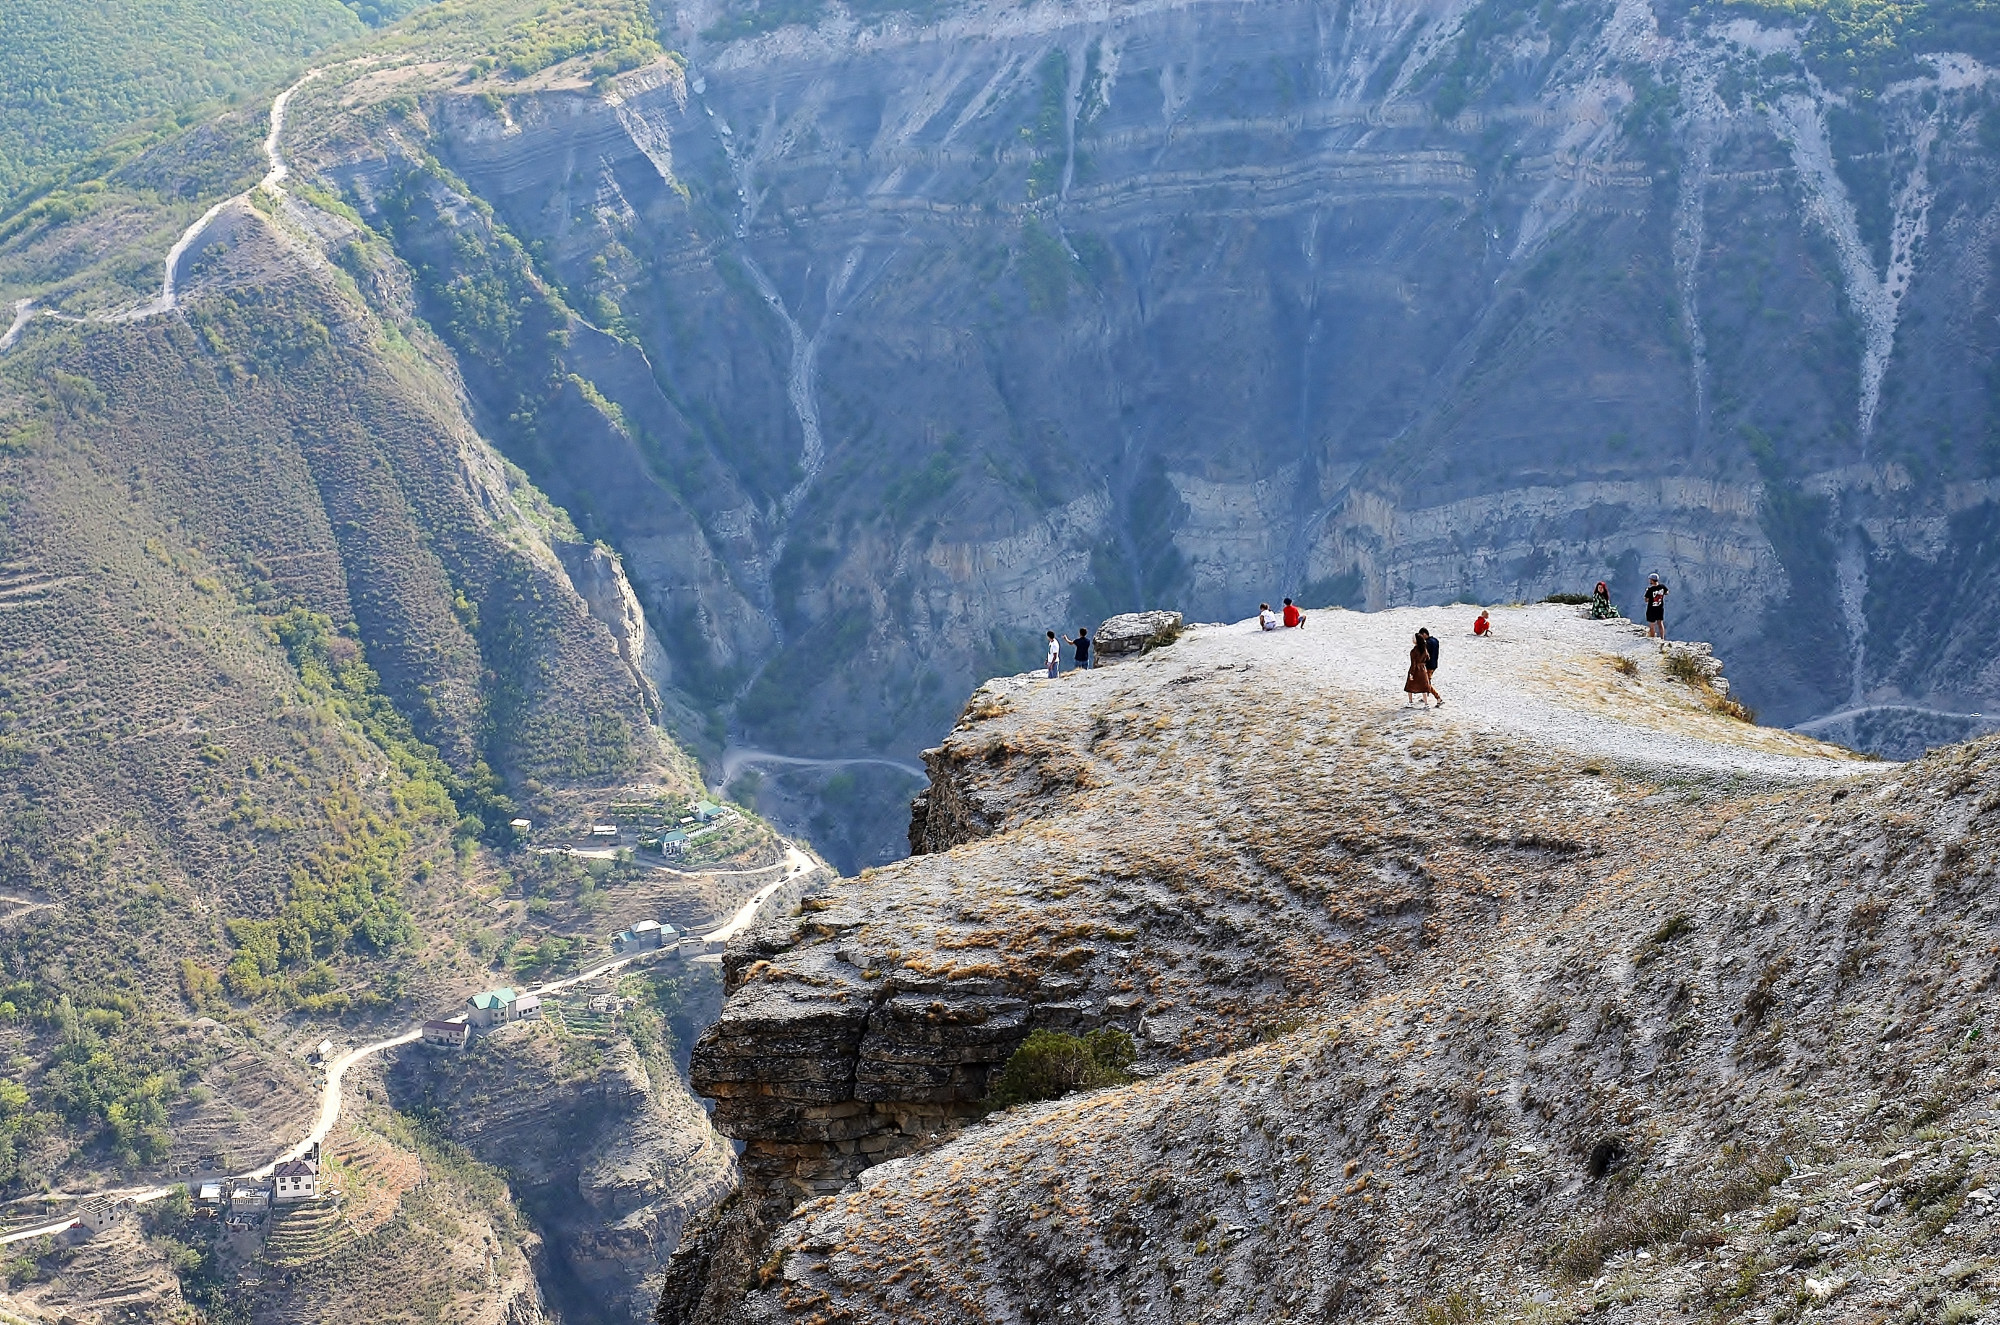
[{"left": 667, "top": 603, "right": 1920, "bottom": 1322}]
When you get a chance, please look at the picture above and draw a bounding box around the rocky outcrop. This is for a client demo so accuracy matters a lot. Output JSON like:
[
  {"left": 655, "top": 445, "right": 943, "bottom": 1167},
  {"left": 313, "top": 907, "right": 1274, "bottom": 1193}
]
[
  {"left": 556, "top": 539, "right": 664, "bottom": 718},
  {"left": 658, "top": 605, "right": 2000, "bottom": 1324},
  {"left": 1092, "top": 610, "right": 1184, "bottom": 662},
  {"left": 672, "top": 606, "right": 1878, "bottom": 1320}
]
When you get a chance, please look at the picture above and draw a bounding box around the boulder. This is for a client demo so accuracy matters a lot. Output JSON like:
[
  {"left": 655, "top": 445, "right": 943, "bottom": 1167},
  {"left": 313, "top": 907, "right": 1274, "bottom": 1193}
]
[{"left": 1094, "top": 610, "right": 1184, "bottom": 661}]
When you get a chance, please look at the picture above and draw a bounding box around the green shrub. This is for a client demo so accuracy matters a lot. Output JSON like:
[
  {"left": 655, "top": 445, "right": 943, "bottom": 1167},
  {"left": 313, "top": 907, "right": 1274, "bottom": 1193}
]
[
  {"left": 988, "top": 1028, "right": 1136, "bottom": 1108},
  {"left": 1662, "top": 650, "right": 1708, "bottom": 684}
]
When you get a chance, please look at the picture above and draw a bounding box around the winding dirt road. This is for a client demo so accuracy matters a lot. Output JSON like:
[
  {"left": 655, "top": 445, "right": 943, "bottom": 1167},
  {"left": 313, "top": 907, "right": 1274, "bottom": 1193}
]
[
  {"left": 719, "top": 745, "right": 925, "bottom": 785},
  {"left": 0, "top": 845, "right": 821, "bottom": 1243},
  {"left": 0, "top": 68, "right": 319, "bottom": 353}
]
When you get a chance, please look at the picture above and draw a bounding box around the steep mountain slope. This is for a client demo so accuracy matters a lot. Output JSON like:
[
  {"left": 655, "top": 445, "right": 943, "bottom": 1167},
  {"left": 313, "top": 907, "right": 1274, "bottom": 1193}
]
[
  {"left": 0, "top": 0, "right": 382, "bottom": 203},
  {"left": 664, "top": 605, "right": 2000, "bottom": 1323},
  {"left": 0, "top": 63, "right": 774, "bottom": 1318},
  {"left": 6, "top": 0, "right": 2000, "bottom": 870}
]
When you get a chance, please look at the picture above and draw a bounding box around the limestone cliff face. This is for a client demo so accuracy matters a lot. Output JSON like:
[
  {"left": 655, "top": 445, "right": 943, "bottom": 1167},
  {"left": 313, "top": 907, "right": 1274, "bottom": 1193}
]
[
  {"left": 280, "top": 0, "right": 2000, "bottom": 830},
  {"left": 556, "top": 538, "right": 668, "bottom": 718},
  {"left": 659, "top": 607, "right": 2000, "bottom": 1324}
]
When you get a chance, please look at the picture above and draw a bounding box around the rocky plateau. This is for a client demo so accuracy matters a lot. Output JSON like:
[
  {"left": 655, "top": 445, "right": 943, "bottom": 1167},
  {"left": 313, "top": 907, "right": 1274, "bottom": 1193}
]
[{"left": 662, "top": 603, "right": 2000, "bottom": 1323}]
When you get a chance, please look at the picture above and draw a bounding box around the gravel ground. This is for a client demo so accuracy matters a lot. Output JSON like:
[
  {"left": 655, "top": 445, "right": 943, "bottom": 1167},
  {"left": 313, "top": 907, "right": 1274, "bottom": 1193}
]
[{"left": 1171, "top": 603, "right": 1873, "bottom": 781}]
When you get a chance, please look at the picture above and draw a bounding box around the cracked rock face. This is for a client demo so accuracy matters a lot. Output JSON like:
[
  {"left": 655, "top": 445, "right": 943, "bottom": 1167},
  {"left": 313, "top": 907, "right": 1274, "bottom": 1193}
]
[{"left": 663, "top": 606, "right": 2000, "bottom": 1323}]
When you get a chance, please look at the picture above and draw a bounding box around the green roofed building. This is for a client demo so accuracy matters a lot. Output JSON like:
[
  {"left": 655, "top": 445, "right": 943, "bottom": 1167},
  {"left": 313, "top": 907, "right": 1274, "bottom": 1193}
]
[{"left": 467, "top": 987, "right": 519, "bottom": 1027}]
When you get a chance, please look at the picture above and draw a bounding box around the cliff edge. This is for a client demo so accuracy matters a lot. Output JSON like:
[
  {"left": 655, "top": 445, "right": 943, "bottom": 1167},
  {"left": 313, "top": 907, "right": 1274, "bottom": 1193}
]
[{"left": 664, "top": 604, "right": 2000, "bottom": 1323}]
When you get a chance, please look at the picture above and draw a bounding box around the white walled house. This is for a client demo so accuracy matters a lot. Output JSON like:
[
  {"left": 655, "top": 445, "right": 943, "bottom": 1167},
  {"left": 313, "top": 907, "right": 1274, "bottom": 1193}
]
[{"left": 273, "top": 1159, "right": 318, "bottom": 1204}]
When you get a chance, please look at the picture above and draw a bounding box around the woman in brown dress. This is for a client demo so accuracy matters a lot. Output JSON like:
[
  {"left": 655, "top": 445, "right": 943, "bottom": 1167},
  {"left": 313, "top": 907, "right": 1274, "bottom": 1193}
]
[{"left": 1404, "top": 632, "right": 1443, "bottom": 707}]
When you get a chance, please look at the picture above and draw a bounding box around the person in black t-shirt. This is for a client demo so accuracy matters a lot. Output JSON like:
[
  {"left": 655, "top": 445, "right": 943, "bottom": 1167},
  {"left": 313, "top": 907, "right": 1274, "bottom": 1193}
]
[
  {"left": 1644, "top": 574, "right": 1669, "bottom": 640},
  {"left": 1064, "top": 627, "right": 1093, "bottom": 670},
  {"left": 1421, "top": 627, "right": 1440, "bottom": 674}
]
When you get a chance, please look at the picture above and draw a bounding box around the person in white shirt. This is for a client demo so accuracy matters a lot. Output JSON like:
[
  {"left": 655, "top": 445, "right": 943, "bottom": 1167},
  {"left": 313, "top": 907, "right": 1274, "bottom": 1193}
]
[
  {"left": 1044, "top": 630, "right": 1060, "bottom": 678},
  {"left": 1259, "top": 603, "right": 1279, "bottom": 631}
]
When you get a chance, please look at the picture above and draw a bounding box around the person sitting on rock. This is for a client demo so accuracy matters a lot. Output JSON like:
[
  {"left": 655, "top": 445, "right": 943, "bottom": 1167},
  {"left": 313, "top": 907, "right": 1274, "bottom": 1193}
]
[
  {"left": 1588, "top": 581, "right": 1620, "bottom": 620},
  {"left": 1282, "top": 598, "right": 1304, "bottom": 628},
  {"left": 1259, "top": 603, "right": 1279, "bottom": 631},
  {"left": 1473, "top": 610, "right": 1491, "bottom": 637}
]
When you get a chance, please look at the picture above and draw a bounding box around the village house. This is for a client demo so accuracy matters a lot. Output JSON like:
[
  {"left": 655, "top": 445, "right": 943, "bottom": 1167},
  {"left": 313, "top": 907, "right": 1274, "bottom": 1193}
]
[
  {"left": 589, "top": 823, "right": 619, "bottom": 838},
  {"left": 512, "top": 993, "right": 542, "bottom": 1020},
  {"left": 422, "top": 1019, "right": 470, "bottom": 1048},
  {"left": 195, "top": 1182, "right": 224, "bottom": 1211},
  {"left": 273, "top": 1159, "right": 318, "bottom": 1204},
  {"left": 467, "top": 987, "right": 518, "bottom": 1027},
  {"left": 228, "top": 1186, "right": 270, "bottom": 1218},
  {"left": 613, "top": 918, "right": 677, "bottom": 953},
  {"left": 77, "top": 1197, "right": 132, "bottom": 1235}
]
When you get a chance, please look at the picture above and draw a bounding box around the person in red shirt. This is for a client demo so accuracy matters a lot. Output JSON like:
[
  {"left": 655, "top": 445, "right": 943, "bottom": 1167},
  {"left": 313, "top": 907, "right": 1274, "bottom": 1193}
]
[
  {"left": 1473, "top": 610, "right": 1490, "bottom": 637},
  {"left": 1282, "top": 597, "right": 1304, "bottom": 628}
]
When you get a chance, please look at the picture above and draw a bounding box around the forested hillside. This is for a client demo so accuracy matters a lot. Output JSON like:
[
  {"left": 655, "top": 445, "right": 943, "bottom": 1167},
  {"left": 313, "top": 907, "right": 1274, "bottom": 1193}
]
[
  {"left": 0, "top": 0, "right": 404, "bottom": 204},
  {"left": 0, "top": 193, "right": 698, "bottom": 1178}
]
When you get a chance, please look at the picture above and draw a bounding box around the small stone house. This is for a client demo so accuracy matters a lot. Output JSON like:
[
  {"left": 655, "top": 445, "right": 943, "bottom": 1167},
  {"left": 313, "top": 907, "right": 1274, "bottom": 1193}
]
[
  {"left": 272, "top": 1159, "right": 318, "bottom": 1204},
  {"left": 422, "top": 1019, "right": 469, "bottom": 1048},
  {"left": 77, "top": 1197, "right": 131, "bottom": 1235},
  {"left": 512, "top": 994, "right": 542, "bottom": 1020},
  {"left": 228, "top": 1186, "right": 270, "bottom": 1217}
]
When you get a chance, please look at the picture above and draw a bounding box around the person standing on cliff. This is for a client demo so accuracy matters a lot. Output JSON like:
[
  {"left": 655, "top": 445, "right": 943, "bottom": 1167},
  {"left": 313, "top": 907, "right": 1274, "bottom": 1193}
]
[
  {"left": 1064, "top": 626, "right": 1092, "bottom": 671},
  {"left": 1045, "top": 630, "right": 1060, "bottom": 679},
  {"left": 1422, "top": 627, "right": 1440, "bottom": 675},
  {"left": 1405, "top": 631, "right": 1443, "bottom": 708},
  {"left": 1644, "top": 574, "right": 1669, "bottom": 641}
]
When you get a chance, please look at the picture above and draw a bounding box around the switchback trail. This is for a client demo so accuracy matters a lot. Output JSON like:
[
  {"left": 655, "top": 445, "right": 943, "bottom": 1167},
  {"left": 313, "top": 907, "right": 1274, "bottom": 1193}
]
[
  {"left": 0, "top": 844, "right": 821, "bottom": 1243},
  {"left": 0, "top": 69, "right": 319, "bottom": 353}
]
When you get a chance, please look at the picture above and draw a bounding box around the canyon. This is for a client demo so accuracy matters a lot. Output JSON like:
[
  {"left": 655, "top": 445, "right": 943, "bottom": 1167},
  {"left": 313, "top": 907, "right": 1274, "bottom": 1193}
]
[
  {"left": 327, "top": 0, "right": 2000, "bottom": 874},
  {"left": 1, "top": 0, "right": 1999, "bottom": 1320}
]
